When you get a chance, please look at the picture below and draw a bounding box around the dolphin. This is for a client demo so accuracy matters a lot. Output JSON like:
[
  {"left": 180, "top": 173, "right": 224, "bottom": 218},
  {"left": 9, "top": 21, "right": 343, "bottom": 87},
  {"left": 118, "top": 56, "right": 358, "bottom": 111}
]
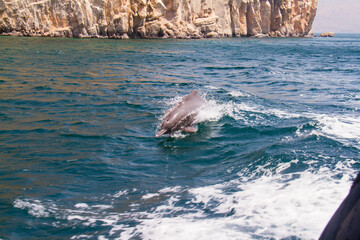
[{"left": 156, "top": 90, "right": 206, "bottom": 137}]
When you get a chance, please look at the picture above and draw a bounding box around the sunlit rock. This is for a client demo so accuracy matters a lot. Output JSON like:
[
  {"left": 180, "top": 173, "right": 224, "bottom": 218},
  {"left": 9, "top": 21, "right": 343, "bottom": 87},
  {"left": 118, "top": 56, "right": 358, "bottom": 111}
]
[
  {"left": 0, "top": 0, "right": 318, "bottom": 38},
  {"left": 319, "top": 32, "right": 335, "bottom": 37}
]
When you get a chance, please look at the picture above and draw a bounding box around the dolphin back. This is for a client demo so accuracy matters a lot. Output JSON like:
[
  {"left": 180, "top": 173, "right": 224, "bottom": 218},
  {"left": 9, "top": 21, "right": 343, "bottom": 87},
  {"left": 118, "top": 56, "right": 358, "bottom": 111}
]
[
  {"left": 182, "top": 90, "right": 205, "bottom": 110},
  {"left": 165, "top": 91, "right": 204, "bottom": 121}
]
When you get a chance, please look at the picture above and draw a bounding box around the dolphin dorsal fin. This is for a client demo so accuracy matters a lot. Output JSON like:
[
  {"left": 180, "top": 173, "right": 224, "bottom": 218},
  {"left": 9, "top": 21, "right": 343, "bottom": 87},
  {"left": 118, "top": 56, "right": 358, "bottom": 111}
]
[
  {"left": 191, "top": 90, "right": 198, "bottom": 95},
  {"left": 182, "top": 90, "right": 198, "bottom": 101}
]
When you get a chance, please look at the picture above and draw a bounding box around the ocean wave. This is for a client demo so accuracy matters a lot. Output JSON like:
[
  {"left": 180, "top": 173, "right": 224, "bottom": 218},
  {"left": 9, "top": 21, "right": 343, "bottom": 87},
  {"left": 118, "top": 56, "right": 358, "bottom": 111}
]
[
  {"left": 118, "top": 160, "right": 356, "bottom": 240},
  {"left": 312, "top": 114, "right": 360, "bottom": 149},
  {"left": 14, "top": 198, "right": 56, "bottom": 218},
  {"left": 13, "top": 158, "right": 351, "bottom": 239},
  {"left": 204, "top": 65, "right": 257, "bottom": 71},
  {"left": 163, "top": 90, "right": 302, "bottom": 124},
  {"left": 59, "top": 132, "right": 115, "bottom": 140},
  {"left": 0, "top": 128, "right": 56, "bottom": 135},
  {"left": 12, "top": 157, "right": 357, "bottom": 240},
  {"left": 159, "top": 89, "right": 360, "bottom": 151}
]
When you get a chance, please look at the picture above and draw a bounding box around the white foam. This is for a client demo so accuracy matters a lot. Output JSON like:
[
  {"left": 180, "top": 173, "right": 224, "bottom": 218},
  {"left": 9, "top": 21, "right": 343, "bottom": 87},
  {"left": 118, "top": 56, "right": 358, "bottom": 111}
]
[
  {"left": 75, "top": 203, "right": 89, "bottom": 209},
  {"left": 142, "top": 193, "right": 160, "bottom": 200},
  {"left": 314, "top": 114, "right": 360, "bottom": 147},
  {"left": 196, "top": 100, "right": 237, "bottom": 122},
  {"left": 68, "top": 215, "right": 88, "bottom": 221},
  {"left": 229, "top": 90, "right": 251, "bottom": 98},
  {"left": 13, "top": 198, "right": 52, "bottom": 217},
  {"left": 12, "top": 159, "right": 356, "bottom": 240},
  {"left": 158, "top": 186, "right": 182, "bottom": 194},
  {"left": 114, "top": 190, "right": 128, "bottom": 198},
  {"left": 120, "top": 216, "right": 251, "bottom": 240},
  {"left": 70, "top": 235, "right": 92, "bottom": 239},
  {"left": 120, "top": 160, "right": 356, "bottom": 240},
  {"left": 196, "top": 100, "right": 303, "bottom": 128},
  {"left": 201, "top": 94, "right": 360, "bottom": 149},
  {"left": 205, "top": 85, "right": 220, "bottom": 90},
  {"left": 92, "top": 204, "right": 112, "bottom": 210}
]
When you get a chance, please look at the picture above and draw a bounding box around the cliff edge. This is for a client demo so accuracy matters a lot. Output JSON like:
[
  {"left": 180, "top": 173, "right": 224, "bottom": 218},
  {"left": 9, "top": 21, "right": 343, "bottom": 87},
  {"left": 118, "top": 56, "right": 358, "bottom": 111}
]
[{"left": 0, "top": 0, "right": 318, "bottom": 38}]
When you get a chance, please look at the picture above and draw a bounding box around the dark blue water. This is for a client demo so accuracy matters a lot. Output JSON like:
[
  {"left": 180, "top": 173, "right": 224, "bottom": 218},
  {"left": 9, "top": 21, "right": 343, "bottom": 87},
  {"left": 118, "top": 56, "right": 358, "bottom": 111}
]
[{"left": 0, "top": 34, "right": 359, "bottom": 239}]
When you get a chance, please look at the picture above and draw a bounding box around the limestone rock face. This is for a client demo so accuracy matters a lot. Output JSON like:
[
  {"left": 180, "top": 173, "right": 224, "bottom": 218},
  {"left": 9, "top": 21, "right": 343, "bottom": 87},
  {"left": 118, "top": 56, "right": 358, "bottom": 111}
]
[
  {"left": 0, "top": 0, "right": 318, "bottom": 38},
  {"left": 319, "top": 32, "right": 335, "bottom": 37}
]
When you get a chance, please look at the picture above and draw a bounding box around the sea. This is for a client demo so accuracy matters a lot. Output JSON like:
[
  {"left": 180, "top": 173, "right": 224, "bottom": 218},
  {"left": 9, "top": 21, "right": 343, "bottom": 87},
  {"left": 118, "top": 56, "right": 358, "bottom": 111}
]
[{"left": 0, "top": 34, "right": 359, "bottom": 240}]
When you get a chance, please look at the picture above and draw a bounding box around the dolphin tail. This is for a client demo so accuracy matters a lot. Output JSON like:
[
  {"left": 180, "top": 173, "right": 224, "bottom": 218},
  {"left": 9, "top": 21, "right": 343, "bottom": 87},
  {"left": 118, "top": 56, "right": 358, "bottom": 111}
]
[{"left": 155, "top": 129, "right": 168, "bottom": 137}]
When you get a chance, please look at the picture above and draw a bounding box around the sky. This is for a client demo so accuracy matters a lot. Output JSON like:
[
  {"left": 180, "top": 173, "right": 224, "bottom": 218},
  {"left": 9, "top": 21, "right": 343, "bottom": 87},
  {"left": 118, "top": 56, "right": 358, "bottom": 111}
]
[{"left": 312, "top": 0, "right": 360, "bottom": 33}]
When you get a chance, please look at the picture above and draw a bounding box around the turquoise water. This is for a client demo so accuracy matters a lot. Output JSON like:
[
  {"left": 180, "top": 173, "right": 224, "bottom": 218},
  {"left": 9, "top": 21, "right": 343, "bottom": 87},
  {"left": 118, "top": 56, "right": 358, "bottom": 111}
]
[{"left": 0, "top": 35, "right": 359, "bottom": 239}]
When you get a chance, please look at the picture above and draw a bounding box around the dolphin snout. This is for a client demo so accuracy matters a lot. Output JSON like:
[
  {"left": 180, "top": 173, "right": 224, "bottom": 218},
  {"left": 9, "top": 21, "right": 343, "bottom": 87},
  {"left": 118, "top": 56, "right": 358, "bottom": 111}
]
[{"left": 155, "top": 129, "right": 168, "bottom": 137}]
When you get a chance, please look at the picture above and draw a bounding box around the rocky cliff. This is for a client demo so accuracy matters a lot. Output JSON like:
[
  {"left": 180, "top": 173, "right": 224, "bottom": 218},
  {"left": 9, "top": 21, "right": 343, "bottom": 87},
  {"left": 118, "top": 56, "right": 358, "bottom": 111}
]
[{"left": 0, "top": 0, "right": 318, "bottom": 38}]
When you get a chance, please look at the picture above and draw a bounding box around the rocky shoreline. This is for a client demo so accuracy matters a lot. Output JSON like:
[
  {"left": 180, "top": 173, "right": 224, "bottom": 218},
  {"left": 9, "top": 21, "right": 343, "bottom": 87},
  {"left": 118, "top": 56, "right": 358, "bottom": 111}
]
[{"left": 0, "top": 0, "right": 318, "bottom": 39}]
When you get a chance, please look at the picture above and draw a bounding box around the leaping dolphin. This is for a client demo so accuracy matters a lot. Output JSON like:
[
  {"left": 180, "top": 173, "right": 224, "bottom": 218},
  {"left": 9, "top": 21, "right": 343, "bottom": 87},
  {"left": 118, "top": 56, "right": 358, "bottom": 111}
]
[{"left": 156, "top": 90, "right": 206, "bottom": 137}]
